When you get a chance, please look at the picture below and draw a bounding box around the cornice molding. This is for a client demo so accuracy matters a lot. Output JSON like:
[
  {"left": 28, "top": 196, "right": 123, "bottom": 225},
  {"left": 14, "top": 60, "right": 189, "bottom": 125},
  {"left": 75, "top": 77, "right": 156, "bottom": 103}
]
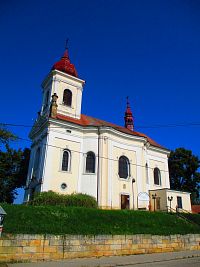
[{"left": 42, "top": 70, "right": 85, "bottom": 89}]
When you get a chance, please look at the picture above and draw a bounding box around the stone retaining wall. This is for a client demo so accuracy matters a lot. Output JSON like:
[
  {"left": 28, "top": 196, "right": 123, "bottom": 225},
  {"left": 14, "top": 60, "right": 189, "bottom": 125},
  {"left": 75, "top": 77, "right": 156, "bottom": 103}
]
[{"left": 0, "top": 234, "right": 200, "bottom": 262}]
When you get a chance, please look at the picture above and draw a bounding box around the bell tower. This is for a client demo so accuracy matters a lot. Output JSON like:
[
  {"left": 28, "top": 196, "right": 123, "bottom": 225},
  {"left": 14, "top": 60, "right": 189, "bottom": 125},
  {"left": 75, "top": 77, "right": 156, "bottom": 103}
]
[
  {"left": 124, "top": 97, "right": 134, "bottom": 131},
  {"left": 41, "top": 48, "right": 85, "bottom": 119}
]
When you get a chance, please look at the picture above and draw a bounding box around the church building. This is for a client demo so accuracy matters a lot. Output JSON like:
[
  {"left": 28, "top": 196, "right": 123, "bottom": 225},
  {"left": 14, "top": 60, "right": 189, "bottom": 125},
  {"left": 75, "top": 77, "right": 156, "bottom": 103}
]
[{"left": 24, "top": 48, "right": 191, "bottom": 211}]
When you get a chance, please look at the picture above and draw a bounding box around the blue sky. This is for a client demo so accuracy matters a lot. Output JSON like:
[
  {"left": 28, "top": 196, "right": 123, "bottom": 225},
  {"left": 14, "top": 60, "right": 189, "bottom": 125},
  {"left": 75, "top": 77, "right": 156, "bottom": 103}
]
[{"left": 1, "top": 0, "right": 200, "bottom": 203}]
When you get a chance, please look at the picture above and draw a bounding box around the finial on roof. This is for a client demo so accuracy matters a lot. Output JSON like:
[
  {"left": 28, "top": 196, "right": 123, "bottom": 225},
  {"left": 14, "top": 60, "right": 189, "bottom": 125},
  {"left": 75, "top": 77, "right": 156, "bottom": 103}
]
[
  {"left": 126, "top": 96, "right": 130, "bottom": 108},
  {"left": 65, "top": 38, "right": 69, "bottom": 49},
  {"left": 51, "top": 40, "right": 78, "bottom": 77},
  {"left": 124, "top": 97, "right": 134, "bottom": 131}
]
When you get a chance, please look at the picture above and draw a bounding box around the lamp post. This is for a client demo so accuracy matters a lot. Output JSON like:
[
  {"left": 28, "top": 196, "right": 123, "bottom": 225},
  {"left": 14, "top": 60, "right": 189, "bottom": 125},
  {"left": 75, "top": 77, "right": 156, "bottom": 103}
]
[
  {"left": 0, "top": 206, "right": 7, "bottom": 237},
  {"left": 152, "top": 194, "right": 157, "bottom": 212},
  {"left": 132, "top": 178, "right": 135, "bottom": 210},
  {"left": 168, "top": 196, "right": 173, "bottom": 213}
]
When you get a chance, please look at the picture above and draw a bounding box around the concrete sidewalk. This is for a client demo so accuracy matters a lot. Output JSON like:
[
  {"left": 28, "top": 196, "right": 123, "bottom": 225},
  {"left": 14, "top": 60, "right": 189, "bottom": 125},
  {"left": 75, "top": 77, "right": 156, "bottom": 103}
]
[{"left": 6, "top": 250, "right": 200, "bottom": 267}]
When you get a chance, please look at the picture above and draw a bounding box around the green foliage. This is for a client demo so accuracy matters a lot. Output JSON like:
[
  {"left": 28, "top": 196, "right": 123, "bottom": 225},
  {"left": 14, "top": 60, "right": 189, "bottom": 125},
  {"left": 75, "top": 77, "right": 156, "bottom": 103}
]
[
  {"left": 29, "top": 191, "right": 98, "bottom": 208},
  {"left": 1, "top": 204, "right": 200, "bottom": 235},
  {"left": 0, "top": 126, "right": 30, "bottom": 203},
  {"left": 28, "top": 191, "right": 67, "bottom": 206},
  {"left": 168, "top": 147, "right": 200, "bottom": 202},
  {"left": 65, "top": 193, "right": 98, "bottom": 208},
  {"left": 0, "top": 145, "right": 23, "bottom": 203},
  {"left": 0, "top": 126, "right": 17, "bottom": 146},
  {"left": 15, "top": 148, "right": 30, "bottom": 188}
]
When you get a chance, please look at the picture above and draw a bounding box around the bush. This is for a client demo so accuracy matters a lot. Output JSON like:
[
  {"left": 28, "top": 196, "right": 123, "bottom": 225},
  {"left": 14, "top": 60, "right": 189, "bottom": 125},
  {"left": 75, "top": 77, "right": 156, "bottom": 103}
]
[
  {"left": 29, "top": 191, "right": 66, "bottom": 206},
  {"left": 29, "top": 191, "right": 97, "bottom": 208},
  {"left": 65, "top": 193, "right": 98, "bottom": 208}
]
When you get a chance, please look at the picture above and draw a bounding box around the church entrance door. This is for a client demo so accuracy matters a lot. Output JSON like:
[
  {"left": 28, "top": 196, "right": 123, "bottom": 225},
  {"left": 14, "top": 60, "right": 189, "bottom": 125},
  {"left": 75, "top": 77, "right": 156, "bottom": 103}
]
[{"left": 121, "top": 194, "right": 130, "bottom": 209}]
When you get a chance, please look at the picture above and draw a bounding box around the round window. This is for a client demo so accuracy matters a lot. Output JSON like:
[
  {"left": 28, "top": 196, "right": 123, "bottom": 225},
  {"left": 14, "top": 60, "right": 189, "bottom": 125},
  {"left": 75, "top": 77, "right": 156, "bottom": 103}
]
[{"left": 61, "top": 183, "right": 67, "bottom": 190}]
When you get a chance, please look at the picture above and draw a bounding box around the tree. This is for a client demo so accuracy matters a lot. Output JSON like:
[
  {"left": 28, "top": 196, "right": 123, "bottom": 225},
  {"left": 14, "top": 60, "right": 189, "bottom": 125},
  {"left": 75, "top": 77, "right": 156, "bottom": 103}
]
[
  {"left": 0, "top": 126, "right": 16, "bottom": 145},
  {"left": 0, "top": 127, "right": 30, "bottom": 203},
  {"left": 168, "top": 147, "right": 200, "bottom": 203}
]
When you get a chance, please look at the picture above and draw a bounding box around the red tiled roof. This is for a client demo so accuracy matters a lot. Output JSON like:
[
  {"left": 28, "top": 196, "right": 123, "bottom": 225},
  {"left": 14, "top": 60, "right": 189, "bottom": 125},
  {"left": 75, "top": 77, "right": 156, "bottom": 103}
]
[
  {"left": 55, "top": 113, "right": 166, "bottom": 149},
  {"left": 56, "top": 114, "right": 166, "bottom": 149}
]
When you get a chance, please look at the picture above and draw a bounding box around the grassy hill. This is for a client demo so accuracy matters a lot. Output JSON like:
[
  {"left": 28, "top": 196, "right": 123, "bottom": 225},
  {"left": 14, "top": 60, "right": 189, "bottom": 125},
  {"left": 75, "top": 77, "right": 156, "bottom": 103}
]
[{"left": 1, "top": 204, "right": 200, "bottom": 235}]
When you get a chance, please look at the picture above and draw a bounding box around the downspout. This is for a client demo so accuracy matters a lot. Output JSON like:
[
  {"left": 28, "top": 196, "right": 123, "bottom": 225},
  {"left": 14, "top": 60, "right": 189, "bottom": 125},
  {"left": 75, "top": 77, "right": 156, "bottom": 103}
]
[{"left": 97, "top": 126, "right": 101, "bottom": 206}]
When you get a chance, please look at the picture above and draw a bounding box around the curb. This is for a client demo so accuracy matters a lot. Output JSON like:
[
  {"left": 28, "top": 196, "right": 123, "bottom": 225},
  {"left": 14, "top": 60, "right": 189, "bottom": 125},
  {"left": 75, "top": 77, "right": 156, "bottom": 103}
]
[{"left": 97, "top": 253, "right": 200, "bottom": 267}]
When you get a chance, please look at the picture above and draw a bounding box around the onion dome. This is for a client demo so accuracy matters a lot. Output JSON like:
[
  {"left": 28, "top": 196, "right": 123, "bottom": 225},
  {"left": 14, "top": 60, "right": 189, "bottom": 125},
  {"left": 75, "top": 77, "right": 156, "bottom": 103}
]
[
  {"left": 52, "top": 49, "right": 78, "bottom": 77},
  {"left": 124, "top": 97, "right": 134, "bottom": 131}
]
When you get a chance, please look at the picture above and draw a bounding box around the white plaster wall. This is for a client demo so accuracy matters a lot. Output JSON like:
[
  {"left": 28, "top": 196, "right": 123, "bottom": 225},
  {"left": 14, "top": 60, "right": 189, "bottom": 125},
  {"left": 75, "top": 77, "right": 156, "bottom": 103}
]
[
  {"left": 80, "top": 134, "right": 98, "bottom": 199},
  {"left": 27, "top": 119, "right": 171, "bottom": 210},
  {"left": 147, "top": 148, "right": 170, "bottom": 191},
  {"left": 42, "top": 127, "right": 82, "bottom": 194}
]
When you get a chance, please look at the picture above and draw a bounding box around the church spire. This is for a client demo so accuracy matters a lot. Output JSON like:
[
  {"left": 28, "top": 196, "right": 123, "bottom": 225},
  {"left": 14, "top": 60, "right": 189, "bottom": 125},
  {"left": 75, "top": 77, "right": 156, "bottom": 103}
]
[
  {"left": 52, "top": 43, "right": 78, "bottom": 77},
  {"left": 124, "top": 97, "right": 134, "bottom": 131}
]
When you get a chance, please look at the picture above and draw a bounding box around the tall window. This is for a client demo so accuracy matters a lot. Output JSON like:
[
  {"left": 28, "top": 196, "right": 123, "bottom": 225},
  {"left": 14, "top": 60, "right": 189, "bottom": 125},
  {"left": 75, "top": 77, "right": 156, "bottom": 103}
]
[
  {"left": 154, "top": 167, "right": 161, "bottom": 185},
  {"left": 177, "top": 196, "right": 183, "bottom": 209},
  {"left": 33, "top": 147, "right": 41, "bottom": 178},
  {"left": 86, "top": 152, "right": 95, "bottom": 173},
  {"left": 118, "top": 156, "right": 130, "bottom": 179},
  {"left": 145, "top": 163, "right": 149, "bottom": 184},
  {"left": 45, "top": 91, "right": 49, "bottom": 106},
  {"left": 62, "top": 150, "right": 71, "bottom": 171},
  {"left": 63, "top": 89, "right": 72, "bottom": 106}
]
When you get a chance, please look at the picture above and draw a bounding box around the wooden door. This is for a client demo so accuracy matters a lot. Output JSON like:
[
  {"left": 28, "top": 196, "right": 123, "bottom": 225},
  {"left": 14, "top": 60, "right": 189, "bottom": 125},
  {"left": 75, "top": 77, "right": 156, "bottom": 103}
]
[{"left": 121, "top": 194, "right": 130, "bottom": 209}]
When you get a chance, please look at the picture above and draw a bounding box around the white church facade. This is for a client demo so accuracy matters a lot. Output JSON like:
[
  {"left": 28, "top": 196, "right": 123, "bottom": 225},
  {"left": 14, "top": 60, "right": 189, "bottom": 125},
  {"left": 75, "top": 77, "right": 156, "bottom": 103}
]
[{"left": 24, "top": 49, "right": 191, "bottom": 211}]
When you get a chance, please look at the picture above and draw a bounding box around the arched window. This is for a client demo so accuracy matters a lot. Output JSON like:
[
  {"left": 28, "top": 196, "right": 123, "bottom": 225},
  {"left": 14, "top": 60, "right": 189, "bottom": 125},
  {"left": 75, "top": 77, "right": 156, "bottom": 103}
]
[
  {"left": 33, "top": 147, "right": 41, "bottom": 178},
  {"left": 62, "top": 150, "right": 71, "bottom": 171},
  {"left": 154, "top": 167, "right": 161, "bottom": 185},
  {"left": 86, "top": 152, "right": 95, "bottom": 173},
  {"left": 63, "top": 89, "right": 72, "bottom": 106},
  {"left": 45, "top": 91, "right": 49, "bottom": 106},
  {"left": 118, "top": 156, "right": 130, "bottom": 179},
  {"left": 146, "top": 163, "right": 149, "bottom": 184}
]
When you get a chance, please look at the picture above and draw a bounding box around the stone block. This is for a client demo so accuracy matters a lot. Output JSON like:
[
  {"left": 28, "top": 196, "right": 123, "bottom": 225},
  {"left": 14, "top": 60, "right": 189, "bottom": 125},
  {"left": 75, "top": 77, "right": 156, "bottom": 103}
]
[
  {"left": 111, "top": 239, "right": 122, "bottom": 245},
  {"left": 42, "top": 239, "right": 49, "bottom": 246},
  {"left": 22, "top": 246, "right": 37, "bottom": 253},
  {"left": 162, "top": 238, "right": 170, "bottom": 244},
  {"left": 68, "top": 239, "right": 80, "bottom": 246},
  {"left": 57, "top": 245, "right": 64, "bottom": 254},
  {"left": 0, "top": 246, "right": 22, "bottom": 254},
  {"left": 35, "top": 246, "right": 44, "bottom": 253},
  {"left": 29, "top": 239, "right": 41, "bottom": 246},
  {"left": 112, "top": 235, "right": 125, "bottom": 240},
  {"left": 49, "top": 238, "right": 63, "bottom": 246},
  {"left": 43, "top": 246, "right": 57, "bottom": 253},
  {"left": 132, "top": 249, "right": 146, "bottom": 254},
  {"left": 95, "top": 244, "right": 111, "bottom": 251},
  {"left": 110, "top": 244, "right": 121, "bottom": 250},
  {"left": 63, "top": 251, "right": 84, "bottom": 259},
  {"left": 2, "top": 240, "right": 12, "bottom": 247},
  {"left": 104, "top": 239, "right": 115, "bottom": 245}
]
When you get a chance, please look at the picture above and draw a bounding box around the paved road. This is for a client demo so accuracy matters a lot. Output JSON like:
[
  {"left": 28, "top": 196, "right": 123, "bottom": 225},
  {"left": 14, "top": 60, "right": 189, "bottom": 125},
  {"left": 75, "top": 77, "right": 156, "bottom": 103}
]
[
  {"left": 118, "top": 257, "right": 200, "bottom": 267},
  {"left": 7, "top": 250, "right": 200, "bottom": 267}
]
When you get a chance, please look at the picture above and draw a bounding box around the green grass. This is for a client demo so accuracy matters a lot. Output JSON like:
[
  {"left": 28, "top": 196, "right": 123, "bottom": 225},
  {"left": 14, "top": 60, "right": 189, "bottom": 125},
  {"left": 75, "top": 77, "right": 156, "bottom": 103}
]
[{"left": 1, "top": 204, "right": 200, "bottom": 235}]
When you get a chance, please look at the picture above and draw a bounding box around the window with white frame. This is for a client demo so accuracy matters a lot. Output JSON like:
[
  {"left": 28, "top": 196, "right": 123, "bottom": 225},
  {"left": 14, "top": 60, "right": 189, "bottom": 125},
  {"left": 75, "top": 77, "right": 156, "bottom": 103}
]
[
  {"left": 118, "top": 156, "right": 130, "bottom": 179},
  {"left": 146, "top": 163, "right": 149, "bottom": 184},
  {"left": 63, "top": 89, "right": 72, "bottom": 106},
  {"left": 62, "top": 150, "right": 71, "bottom": 171},
  {"left": 154, "top": 167, "right": 161, "bottom": 185},
  {"left": 85, "top": 151, "right": 95, "bottom": 173}
]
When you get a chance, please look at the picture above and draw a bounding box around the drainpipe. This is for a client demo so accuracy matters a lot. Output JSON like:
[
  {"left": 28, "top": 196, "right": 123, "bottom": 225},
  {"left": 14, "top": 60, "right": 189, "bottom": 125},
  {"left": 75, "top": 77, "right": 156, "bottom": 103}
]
[{"left": 97, "top": 126, "right": 101, "bottom": 206}]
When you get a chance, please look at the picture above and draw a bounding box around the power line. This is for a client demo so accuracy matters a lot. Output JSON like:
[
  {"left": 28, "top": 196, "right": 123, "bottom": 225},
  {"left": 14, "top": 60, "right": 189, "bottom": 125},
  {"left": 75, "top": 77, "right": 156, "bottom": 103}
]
[
  {"left": 17, "top": 137, "right": 169, "bottom": 173},
  {"left": 1, "top": 121, "right": 200, "bottom": 130}
]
